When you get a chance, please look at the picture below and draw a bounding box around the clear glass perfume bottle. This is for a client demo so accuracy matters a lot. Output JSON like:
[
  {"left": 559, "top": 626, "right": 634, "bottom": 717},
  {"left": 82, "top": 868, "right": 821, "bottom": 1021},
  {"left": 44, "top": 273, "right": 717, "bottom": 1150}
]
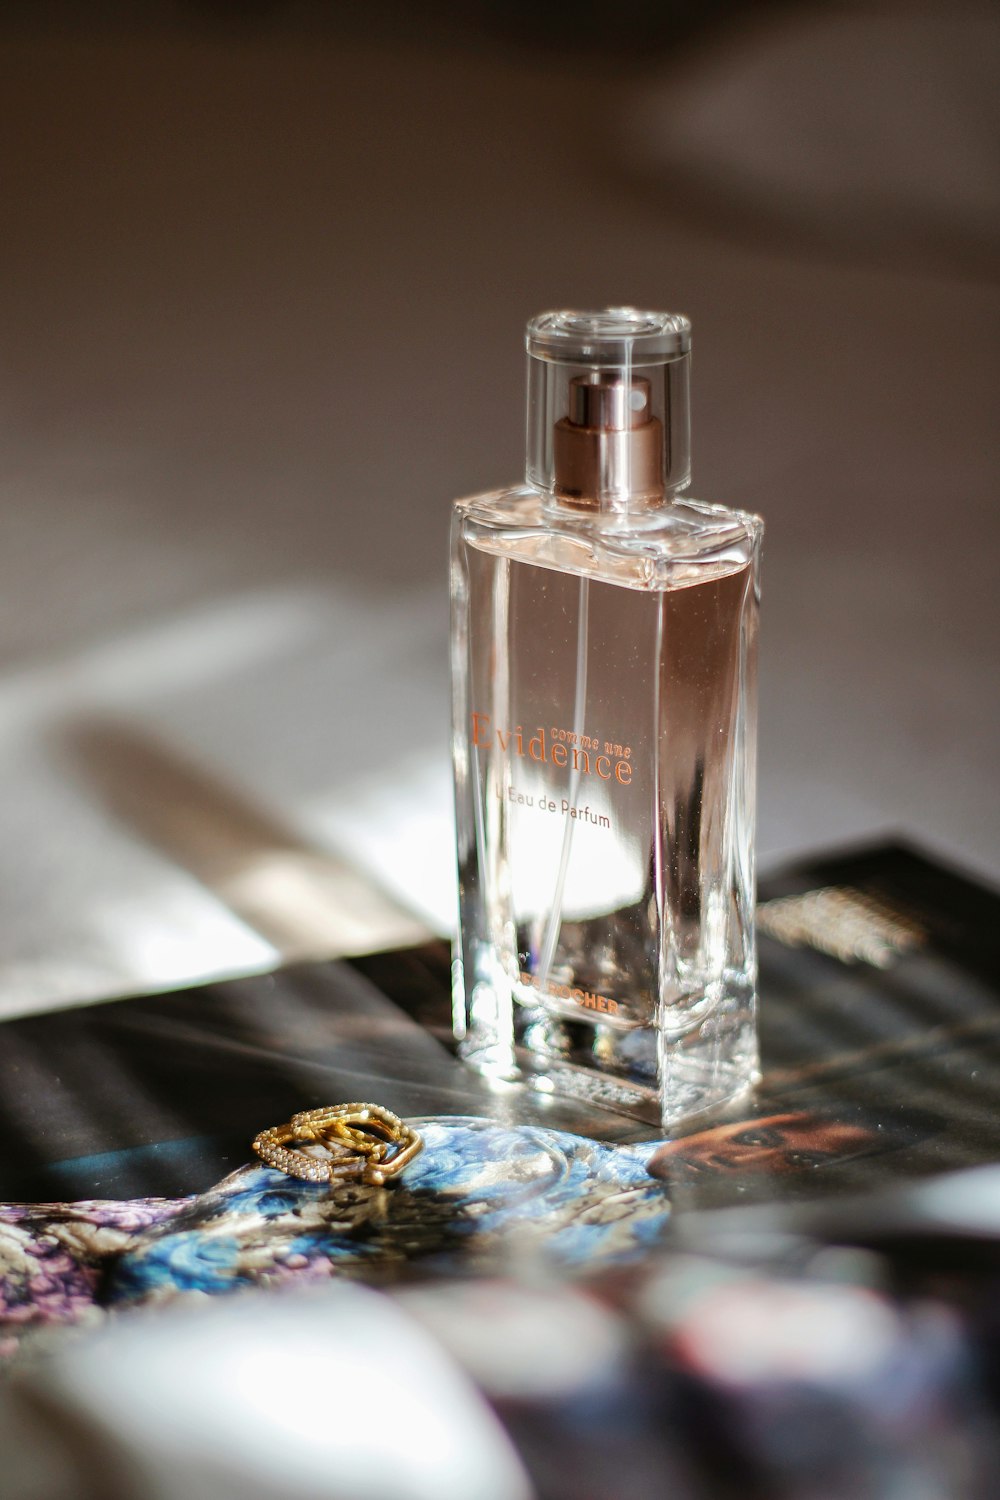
[{"left": 450, "top": 309, "right": 762, "bottom": 1127}]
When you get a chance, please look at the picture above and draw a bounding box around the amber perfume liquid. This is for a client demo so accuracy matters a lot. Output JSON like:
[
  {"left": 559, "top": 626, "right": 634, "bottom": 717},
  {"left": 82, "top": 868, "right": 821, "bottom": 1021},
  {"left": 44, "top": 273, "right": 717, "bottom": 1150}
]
[{"left": 450, "top": 310, "right": 762, "bottom": 1126}]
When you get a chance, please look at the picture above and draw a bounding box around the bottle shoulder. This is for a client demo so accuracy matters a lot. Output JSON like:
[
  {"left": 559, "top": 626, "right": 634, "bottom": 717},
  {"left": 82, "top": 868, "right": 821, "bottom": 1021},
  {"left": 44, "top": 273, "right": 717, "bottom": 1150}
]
[{"left": 452, "top": 484, "right": 762, "bottom": 590}]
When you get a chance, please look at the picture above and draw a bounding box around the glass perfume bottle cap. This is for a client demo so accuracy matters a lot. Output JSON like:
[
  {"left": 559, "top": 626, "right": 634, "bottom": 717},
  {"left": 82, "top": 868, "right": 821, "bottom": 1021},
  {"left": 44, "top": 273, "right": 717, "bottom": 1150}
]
[
  {"left": 526, "top": 307, "right": 692, "bottom": 510},
  {"left": 526, "top": 308, "right": 691, "bottom": 365}
]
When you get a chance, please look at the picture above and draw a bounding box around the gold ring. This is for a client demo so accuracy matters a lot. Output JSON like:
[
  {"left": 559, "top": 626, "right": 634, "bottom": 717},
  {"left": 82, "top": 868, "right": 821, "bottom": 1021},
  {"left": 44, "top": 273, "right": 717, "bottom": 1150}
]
[{"left": 252, "top": 1103, "right": 423, "bottom": 1186}]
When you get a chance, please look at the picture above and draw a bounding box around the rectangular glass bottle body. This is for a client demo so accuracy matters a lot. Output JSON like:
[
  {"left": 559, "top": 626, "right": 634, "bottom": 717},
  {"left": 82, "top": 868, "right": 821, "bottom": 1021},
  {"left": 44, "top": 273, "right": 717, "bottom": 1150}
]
[{"left": 450, "top": 485, "right": 762, "bottom": 1127}]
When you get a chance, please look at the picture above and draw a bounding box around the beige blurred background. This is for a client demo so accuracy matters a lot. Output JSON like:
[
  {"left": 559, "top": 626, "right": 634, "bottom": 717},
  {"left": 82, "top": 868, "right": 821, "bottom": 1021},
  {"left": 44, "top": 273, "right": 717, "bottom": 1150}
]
[{"left": 0, "top": 1, "right": 997, "bottom": 1017}]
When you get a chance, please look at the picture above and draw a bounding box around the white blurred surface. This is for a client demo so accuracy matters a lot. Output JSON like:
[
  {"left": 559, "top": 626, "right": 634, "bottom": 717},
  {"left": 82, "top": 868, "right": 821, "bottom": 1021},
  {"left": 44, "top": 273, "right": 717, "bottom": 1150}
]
[
  {"left": 0, "top": 1284, "right": 531, "bottom": 1500},
  {"left": 0, "top": 11, "right": 996, "bottom": 1017}
]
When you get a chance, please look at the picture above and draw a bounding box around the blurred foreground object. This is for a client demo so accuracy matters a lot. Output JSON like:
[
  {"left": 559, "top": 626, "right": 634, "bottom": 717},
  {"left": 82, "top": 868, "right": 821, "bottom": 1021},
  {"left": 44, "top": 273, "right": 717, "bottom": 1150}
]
[
  {"left": 400, "top": 1261, "right": 993, "bottom": 1500},
  {"left": 0, "top": 1283, "right": 531, "bottom": 1500},
  {"left": 1, "top": 1241, "right": 994, "bottom": 1500}
]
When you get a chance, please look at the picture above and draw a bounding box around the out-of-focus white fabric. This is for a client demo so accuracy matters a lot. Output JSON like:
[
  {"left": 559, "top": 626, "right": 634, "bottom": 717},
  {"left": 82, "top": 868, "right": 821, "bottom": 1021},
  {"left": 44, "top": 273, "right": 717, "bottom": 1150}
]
[{"left": 0, "top": 1284, "right": 531, "bottom": 1500}]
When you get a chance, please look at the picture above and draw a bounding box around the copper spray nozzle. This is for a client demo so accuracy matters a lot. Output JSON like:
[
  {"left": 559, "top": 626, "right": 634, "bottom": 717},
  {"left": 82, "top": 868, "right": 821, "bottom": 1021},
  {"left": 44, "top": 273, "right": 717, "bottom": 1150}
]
[{"left": 553, "top": 372, "right": 664, "bottom": 510}]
